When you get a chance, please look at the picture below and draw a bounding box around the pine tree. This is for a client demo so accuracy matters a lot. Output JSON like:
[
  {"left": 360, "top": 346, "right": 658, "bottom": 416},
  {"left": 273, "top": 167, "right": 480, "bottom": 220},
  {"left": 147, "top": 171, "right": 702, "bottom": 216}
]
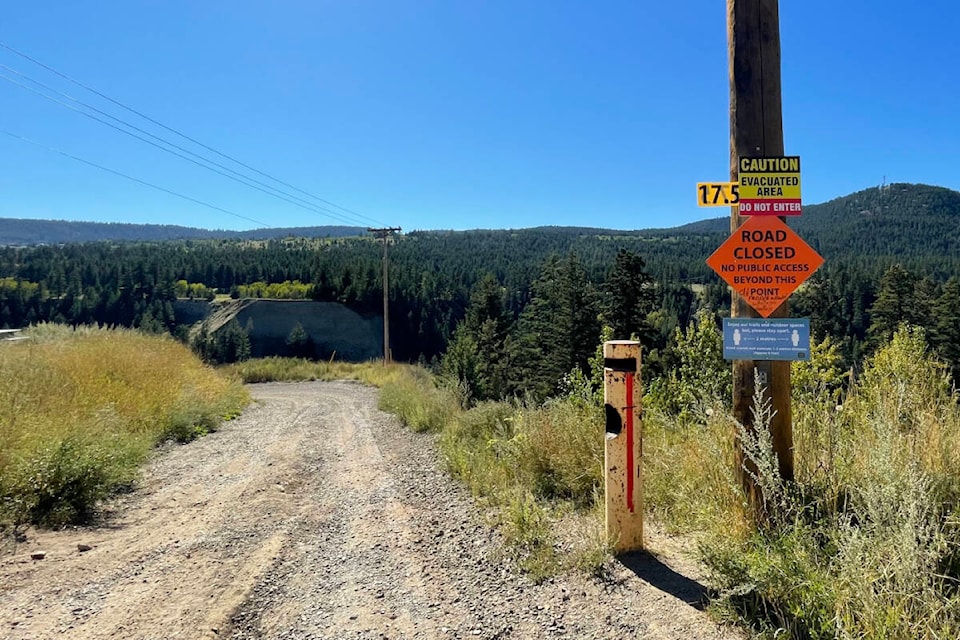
[
  {"left": 441, "top": 274, "right": 514, "bottom": 402},
  {"left": 932, "top": 277, "right": 960, "bottom": 383},
  {"left": 602, "top": 249, "right": 658, "bottom": 344},
  {"left": 868, "top": 264, "right": 923, "bottom": 347},
  {"left": 515, "top": 253, "right": 600, "bottom": 401},
  {"left": 286, "top": 322, "right": 314, "bottom": 359}
]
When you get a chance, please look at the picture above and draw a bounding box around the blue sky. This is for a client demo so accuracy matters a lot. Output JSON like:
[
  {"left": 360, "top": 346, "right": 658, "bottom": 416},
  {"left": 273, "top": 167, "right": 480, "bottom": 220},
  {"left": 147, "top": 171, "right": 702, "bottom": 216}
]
[{"left": 1, "top": 1, "right": 958, "bottom": 232}]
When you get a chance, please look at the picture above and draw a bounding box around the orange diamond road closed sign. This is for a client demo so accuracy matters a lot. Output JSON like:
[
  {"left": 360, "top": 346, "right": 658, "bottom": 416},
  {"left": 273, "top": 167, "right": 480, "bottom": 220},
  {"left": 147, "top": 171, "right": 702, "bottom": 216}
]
[{"left": 706, "top": 216, "right": 824, "bottom": 317}]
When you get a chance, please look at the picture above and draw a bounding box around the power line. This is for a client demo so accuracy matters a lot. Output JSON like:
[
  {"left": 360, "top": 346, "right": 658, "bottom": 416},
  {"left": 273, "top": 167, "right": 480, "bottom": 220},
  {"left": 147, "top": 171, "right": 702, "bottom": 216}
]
[
  {"left": 0, "top": 128, "right": 270, "bottom": 228},
  {"left": 0, "top": 64, "right": 363, "bottom": 226},
  {"left": 368, "top": 227, "right": 402, "bottom": 364},
  {"left": 0, "top": 74, "right": 356, "bottom": 228},
  {"left": 0, "top": 40, "right": 384, "bottom": 226},
  {"left": 0, "top": 65, "right": 369, "bottom": 228}
]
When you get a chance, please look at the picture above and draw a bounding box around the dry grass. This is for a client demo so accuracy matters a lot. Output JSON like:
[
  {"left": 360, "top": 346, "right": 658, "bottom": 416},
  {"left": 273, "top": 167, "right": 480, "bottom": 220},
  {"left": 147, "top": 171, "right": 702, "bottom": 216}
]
[
  {"left": 438, "top": 398, "right": 610, "bottom": 579},
  {"left": 225, "top": 356, "right": 400, "bottom": 385},
  {"left": 642, "top": 406, "right": 752, "bottom": 540},
  {"left": 651, "top": 326, "right": 960, "bottom": 639},
  {"left": 0, "top": 324, "right": 248, "bottom": 528}
]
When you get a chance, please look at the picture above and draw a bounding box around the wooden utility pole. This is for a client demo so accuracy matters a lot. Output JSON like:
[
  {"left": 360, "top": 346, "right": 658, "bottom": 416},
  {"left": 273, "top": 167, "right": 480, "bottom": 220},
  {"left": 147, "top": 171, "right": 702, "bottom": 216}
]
[
  {"left": 727, "top": 0, "right": 794, "bottom": 509},
  {"left": 368, "top": 227, "right": 401, "bottom": 364}
]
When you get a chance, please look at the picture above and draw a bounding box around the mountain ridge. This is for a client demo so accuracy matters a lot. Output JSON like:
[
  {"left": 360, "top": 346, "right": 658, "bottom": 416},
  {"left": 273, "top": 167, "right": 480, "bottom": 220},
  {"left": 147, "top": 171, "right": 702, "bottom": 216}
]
[
  {"left": 3, "top": 183, "right": 957, "bottom": 251},
  {"left": 0, "top": 218, "right": 367, "bottom": 245}
]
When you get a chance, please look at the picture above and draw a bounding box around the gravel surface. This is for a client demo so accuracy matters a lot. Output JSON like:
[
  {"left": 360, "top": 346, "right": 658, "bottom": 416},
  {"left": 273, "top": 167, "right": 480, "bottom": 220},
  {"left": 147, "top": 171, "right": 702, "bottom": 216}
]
[{"left": 0, "top": 381, "right": 743, "bottom": 640}]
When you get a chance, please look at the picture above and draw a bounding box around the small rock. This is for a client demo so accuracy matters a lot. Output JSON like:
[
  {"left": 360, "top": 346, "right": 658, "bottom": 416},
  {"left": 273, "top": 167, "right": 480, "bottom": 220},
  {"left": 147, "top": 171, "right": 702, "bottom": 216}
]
[
  {"left": 77, "top": 544, "right": 93, "bottom": 552},
  {"left": 30, "top": 551, "right": 45, "bottom": 560}
]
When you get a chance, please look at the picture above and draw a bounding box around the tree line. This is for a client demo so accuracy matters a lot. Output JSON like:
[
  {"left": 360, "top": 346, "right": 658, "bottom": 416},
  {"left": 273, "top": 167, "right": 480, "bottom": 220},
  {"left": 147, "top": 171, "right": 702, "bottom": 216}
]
[{"left": 2, "top": 221, "right": 960, "bottom": 392}]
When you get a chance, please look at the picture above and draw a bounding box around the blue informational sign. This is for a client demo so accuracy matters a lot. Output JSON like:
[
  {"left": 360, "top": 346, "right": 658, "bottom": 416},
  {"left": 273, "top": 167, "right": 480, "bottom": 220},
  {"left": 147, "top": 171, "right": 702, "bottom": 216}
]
[{"left": 722, "top": 318, "right": 810, "bottom": 361}]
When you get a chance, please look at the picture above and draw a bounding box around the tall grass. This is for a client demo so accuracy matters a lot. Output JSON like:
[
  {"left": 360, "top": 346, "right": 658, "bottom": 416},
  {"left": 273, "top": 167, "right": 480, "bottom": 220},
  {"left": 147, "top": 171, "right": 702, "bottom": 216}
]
[
  {"left": 0, "top": 324, "right": 248, "bottom": 528},
  {"left": 436, "top": 397, "right": 610, "bottom": 578},
  {"left": 644, "top": 326, "right": 960, "bottom": 639},
  {"left": 225, "top": 356, "right": 391, "bottom": 384}
]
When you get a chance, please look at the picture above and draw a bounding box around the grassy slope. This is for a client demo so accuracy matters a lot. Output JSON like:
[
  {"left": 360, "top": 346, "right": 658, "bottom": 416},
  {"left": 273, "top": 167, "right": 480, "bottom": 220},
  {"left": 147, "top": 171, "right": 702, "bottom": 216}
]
[{"left": 0, "top": 325, "right": 249, "bottom": 528}]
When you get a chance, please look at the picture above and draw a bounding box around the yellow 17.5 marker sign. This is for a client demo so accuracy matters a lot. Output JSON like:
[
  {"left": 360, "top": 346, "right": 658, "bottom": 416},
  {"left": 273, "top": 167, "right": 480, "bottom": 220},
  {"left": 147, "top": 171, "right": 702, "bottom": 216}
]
[{"left": 697, "top": 182, "right": 739, "bottom": 207}]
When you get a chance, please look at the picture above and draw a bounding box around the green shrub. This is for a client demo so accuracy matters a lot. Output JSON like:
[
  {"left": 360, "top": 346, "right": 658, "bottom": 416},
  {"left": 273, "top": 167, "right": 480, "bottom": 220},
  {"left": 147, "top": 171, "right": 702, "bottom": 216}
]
[
  {"left": 645, "top": 308, "right": 730, "bottom": 425},
  {"left": 2, "top": 435, "right": 145, "bottom": 527}
]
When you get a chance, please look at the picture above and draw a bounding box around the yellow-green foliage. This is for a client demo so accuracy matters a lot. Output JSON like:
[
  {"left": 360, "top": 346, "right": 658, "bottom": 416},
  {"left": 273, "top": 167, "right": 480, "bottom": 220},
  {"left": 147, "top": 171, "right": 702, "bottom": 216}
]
[
  {"left": 0, "top": 277, "right": 39, "bottom": 294},
  {"left": 0, "top": 324, "right": 248, "bottom": 527},
  {"left": 173, "top": 279, "right": 216, "bottom": 299},
  {"left": 648, "top": 328, "right": 960, "bottom": 639},
  {"left": 377, "top": 366, "right": 457, "bottom": 433},
  {"left": 236, "top": 280, "right": 312, "bottom": 299}
]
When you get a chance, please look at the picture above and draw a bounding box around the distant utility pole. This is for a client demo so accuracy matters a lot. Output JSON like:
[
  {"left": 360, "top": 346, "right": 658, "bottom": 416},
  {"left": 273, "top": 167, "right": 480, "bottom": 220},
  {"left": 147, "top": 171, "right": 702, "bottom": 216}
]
[
  {"left": 728, "top": 0, "right": 794, "bottom": 507},
  {"left": 368, "top": 227, "right": 401, "bottom": 364}
]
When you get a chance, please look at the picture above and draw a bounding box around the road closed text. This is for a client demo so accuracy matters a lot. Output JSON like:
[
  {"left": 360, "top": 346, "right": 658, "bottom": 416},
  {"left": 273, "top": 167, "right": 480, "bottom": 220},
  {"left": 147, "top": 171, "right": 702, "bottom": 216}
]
[
  {"left": 734, "top": 245, "right": 795, "bottom": 259},
  {"left": 735, "top": 227, "right": 793, "bottom": 259}
]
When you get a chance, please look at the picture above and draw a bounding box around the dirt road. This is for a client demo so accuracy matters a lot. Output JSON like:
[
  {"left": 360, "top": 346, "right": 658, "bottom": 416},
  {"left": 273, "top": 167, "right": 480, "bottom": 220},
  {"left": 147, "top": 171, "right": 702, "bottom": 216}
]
[{"left": 1, "top": 382, "right": 741, "bottom": 639}]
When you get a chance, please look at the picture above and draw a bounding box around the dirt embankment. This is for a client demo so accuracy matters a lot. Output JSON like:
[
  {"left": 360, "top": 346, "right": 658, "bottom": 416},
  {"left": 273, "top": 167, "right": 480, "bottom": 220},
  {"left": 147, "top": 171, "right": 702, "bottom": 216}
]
[{"left": 0, "top": 382, "right": 742, "bottom": 640}]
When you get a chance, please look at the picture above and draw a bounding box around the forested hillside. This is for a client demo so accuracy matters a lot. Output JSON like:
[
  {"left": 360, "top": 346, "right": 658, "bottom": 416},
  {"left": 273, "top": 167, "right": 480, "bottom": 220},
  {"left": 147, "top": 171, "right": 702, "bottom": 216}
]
[
  {"left": 679, "top": 183, "right": 960, "bottom": 272},
  {"left": 2, "top": 183, "right": 959, "bottom": 383}
]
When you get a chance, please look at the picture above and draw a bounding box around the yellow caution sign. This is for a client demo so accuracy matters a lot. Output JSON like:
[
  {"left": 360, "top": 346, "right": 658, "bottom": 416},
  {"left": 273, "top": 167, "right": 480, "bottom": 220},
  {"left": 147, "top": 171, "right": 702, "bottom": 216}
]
[{"left": 738, "top": 156, "right": 801, "bottom": 215}]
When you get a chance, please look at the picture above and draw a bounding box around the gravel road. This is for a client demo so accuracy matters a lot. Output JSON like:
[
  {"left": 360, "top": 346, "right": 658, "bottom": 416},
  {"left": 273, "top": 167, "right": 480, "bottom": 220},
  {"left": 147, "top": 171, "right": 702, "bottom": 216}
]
[{"left": 0, "top": 381, "right": 742, "bottom": 640}]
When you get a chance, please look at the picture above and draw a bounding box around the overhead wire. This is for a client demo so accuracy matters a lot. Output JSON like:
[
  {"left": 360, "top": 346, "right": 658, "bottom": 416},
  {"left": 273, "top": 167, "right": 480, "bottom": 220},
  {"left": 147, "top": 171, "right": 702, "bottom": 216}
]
[
  {"left": 0, "top": 40, "right": 384, "bottom": 227},
  {"left": 0, "top": 62, "right": 369, "bottom": 226},
  {"left": 0, "top": 129, "right": 270, "bottom": 228},
  {"left": 0, "top": 67, "right": 365, "bottom": 227}
]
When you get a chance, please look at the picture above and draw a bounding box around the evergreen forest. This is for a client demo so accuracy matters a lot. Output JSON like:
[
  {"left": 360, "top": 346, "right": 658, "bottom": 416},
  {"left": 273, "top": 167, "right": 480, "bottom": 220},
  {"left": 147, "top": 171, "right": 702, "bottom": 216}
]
[{"left": 3, "top": 182, "right": 960, "bottom": 397}]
